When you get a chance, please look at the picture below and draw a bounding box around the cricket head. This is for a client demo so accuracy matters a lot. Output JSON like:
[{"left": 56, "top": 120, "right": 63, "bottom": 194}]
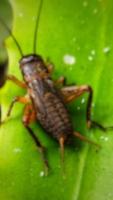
[
  {"left": 19, "top": 54, "right": 43, "bottom": 66},
  {"left": 19, "top": 54, "right": 49, "bottom": 80}
]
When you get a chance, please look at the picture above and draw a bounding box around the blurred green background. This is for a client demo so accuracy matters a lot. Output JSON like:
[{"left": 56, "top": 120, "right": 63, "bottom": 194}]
[{"left": 0, "top": 0, "right": 113, "bottom": 199}]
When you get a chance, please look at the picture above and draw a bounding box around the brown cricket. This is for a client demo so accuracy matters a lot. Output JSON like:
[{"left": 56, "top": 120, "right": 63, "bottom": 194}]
[{"left": 0, "top": 0, "right": 112, "bottom": 174}]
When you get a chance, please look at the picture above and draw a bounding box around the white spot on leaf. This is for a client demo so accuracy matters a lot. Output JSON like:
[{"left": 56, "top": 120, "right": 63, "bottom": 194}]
[
  {"left": 88, "top": 55, "right": 93, "bottom": 61},
  {"left": 63, "top": 54, "right": 76, "bottom": 65},
  {"left": 103, "top": 46, "right": 111, "bottom": 54},
  {"left": 39, "top": 171, "right": 45, "bottom": 177},
  {"left": 91, "top": 50, "right": 96, "bottom": 55},
  {"left": 81, "top": 98, "right": 85, "bottom": 104},
  {"left": 100, "top": 135, "right": 109, "bottom": 141}
]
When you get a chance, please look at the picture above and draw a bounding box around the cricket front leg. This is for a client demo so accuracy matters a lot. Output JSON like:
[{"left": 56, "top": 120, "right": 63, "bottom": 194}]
[
  {"left": 46, "top": 58, "right": 54, "bottom": 75},
  {"left": 1, "top": 95, "right": 31, "bottom": 123},
  {"left": 22, "top": 104, "right": 49, "bottom": 175},
  {"left": 7, "top": 75, "right": 26, "bottom": 89},
  {"left": 54, "top": 76, "right": 66, "bottom": 86},
  {"left": 61, "top": 85, "right": 113, "bottom": 131},
  {"left": 0, "top": 76, "right": 27, "bottom": 124}
]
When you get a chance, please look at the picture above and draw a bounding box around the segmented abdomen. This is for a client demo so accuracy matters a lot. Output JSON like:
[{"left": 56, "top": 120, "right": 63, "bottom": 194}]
[{"left": 37, "top": 92, "right": 73, "bottom": 140}]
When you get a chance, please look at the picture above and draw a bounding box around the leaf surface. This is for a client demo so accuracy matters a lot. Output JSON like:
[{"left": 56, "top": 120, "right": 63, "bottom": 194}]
[{"left": 0, "top": 0, "right": 113, "bottom": 200}]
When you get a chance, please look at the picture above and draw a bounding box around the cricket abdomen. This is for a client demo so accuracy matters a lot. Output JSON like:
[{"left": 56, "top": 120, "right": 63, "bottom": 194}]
[{"left": 37, "top": 92, "right": 73, "bottom": 141}]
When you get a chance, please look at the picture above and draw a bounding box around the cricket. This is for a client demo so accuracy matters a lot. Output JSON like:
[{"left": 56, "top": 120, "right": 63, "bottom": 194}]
[{"left": 0, "top": 0, "right": 112, "bottom": 174}]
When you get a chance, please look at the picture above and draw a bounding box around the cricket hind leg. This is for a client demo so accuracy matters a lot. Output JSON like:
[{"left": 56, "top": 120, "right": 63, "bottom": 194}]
[
  {"left": 22, "top": 104, "right": 49, "bottom": 175},
  {"left": 61, "top": 85, "right": 113, "bottom": 132},
  {"left": 59, "top": 137, "right": 65, "bottom": 175},
  {"left": 73, "top": 131, "right": 100, "bottom": 148},
  {"left": 59, "top": 131, "right": 100, "bottom": 176}
]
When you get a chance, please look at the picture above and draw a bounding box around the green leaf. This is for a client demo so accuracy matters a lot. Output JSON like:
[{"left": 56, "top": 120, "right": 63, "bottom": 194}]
[{"left": 1, "top": 0, "right": 113, "bottom": 200}]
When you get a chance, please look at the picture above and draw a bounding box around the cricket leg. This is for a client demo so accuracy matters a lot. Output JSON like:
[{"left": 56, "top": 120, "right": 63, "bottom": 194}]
[
  {"left": 55, "top": 76, "right": 66, "bottom": 86},
  {"left": 47, "top": 63, "right": 54, "bottom": 74},
  {"left": 59, "top": 137, "right": 65, "bottom": 175},
  {"left": 22, "top": 104, "right": 49, "bottom": 175},
  {"left": 7, "top": 75, "right": 26, "bottom": 89},
  {"left": 61, "top": 85, "right": 112, "bottom": 131},
  {"left": 73, "top": 131, "right": 100, "bottom": 148},
  {"left": 61, "top": 85, "right": 93, "bottom": 127},
  {"left": 46, "top": 58, "right": 54, "bottom": 74},
  {"left": 1, "top": 95, "right": 30, "bottom": 123},
  {"left": 0, "top": 76, "right": 27, "bottom": 124}
]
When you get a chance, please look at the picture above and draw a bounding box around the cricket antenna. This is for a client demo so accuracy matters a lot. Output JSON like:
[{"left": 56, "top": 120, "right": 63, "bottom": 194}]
[
  {"left": 0, "top": 18, "right": 24, "bottom": 57},
  {"left": 33, "top": 0, "right": 43, "bottom": 54}
]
